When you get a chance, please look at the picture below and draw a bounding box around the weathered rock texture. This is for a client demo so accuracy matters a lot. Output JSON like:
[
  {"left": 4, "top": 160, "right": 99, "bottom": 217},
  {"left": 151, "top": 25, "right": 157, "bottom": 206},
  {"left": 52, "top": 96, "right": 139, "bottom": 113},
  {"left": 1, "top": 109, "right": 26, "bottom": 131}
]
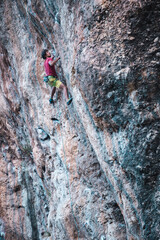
[{"left": 0, "top": 0, "right": 160, "bottom": 239}]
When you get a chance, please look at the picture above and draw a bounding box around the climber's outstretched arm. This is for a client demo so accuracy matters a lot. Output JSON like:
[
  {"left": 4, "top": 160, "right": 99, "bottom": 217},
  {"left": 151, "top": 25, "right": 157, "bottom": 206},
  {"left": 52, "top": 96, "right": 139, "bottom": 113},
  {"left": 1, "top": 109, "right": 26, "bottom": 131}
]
[{"left": 49, "top": 57, "right": 60, "bottom": 66}]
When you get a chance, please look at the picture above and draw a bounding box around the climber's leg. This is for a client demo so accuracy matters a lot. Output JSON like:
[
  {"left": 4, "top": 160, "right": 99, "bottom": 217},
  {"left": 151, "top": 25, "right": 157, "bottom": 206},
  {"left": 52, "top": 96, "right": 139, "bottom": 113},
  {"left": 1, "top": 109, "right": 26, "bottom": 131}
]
[
  {"left": 51, "top": 87, "right": 56, "bottom": 99},
  {"left": 49, "top": 87, "right": 56, "bottom": 103},
  {"left": 48, "top": 76, "right": 72, "bottom": 105},
  {"left": 59, "top": 83, "right": 68, "bottom": 100},
  {"left": 59, "top": 83, "right": 72, "bottom": 105}
]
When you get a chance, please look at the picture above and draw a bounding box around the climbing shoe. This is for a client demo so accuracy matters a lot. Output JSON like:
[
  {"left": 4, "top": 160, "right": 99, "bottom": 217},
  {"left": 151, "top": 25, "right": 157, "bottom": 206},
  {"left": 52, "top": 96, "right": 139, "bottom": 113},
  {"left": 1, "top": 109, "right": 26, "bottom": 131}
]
[
  {"left": 67, "top": 97, "right": 73, "bottom": 105},
  {"left": 49, "top": 98, "right": 54, "bottom": 104}
]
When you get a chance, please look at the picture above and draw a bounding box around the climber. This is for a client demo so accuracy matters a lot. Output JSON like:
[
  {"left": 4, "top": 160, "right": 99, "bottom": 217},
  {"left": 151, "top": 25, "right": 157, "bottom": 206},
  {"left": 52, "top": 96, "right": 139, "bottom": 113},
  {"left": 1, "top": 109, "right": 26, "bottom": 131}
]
[{"left": 41, "top": 49, "right": 72, "bottom": 105}]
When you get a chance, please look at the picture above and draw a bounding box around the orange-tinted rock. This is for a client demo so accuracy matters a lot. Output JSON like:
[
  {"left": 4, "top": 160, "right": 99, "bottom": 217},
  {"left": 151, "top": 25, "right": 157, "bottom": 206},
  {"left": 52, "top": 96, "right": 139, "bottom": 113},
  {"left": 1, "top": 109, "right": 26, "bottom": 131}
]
[{"left": 0, "top": 0, "right": 159, "bottom": 239}]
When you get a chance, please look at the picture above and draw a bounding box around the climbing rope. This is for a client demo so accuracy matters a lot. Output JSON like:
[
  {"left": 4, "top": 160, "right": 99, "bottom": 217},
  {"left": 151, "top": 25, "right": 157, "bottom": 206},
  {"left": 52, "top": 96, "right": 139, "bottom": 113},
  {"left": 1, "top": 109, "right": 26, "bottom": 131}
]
[
  {"left": 66, "top": 93, "right": 143, "bottom": 238},
  {"left": 55, "top": 94, "right": 105, "bottom": 238},
  {"left": 52, "top": 94, "right": 80, "bottom": 239},
  {"left": 65, "top": 99, "right": 107, "bottom": 236}
]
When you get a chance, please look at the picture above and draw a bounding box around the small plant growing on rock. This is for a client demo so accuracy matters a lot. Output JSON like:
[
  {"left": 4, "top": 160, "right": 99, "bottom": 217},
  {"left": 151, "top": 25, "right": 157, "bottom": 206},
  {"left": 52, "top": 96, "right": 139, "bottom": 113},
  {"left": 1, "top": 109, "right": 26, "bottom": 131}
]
[{"left": 20, "top": 143, "right": 33, "bottom": 160}]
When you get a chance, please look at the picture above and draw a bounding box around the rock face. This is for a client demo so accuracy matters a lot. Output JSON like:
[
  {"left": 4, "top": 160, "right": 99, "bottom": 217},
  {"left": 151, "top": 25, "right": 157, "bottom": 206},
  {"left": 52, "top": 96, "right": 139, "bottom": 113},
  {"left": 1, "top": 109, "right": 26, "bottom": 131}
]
[{"left": 0, "top": 0, "right": 159, "bottom": 239}]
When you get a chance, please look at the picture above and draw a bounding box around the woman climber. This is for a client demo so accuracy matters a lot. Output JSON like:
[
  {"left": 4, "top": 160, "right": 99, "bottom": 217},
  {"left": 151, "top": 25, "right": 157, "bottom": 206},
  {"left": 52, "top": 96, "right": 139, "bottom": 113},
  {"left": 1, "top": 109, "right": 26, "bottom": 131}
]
[{"left": 41, "top": 49, "right": 72, "bottom": 105}]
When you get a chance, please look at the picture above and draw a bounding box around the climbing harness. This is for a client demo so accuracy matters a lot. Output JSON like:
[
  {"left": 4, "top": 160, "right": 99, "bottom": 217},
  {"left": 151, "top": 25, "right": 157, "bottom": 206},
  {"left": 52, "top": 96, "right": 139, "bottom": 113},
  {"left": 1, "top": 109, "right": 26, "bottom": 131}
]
[{"left": 43, "top": 76, "right": 49, "bottom": 83}]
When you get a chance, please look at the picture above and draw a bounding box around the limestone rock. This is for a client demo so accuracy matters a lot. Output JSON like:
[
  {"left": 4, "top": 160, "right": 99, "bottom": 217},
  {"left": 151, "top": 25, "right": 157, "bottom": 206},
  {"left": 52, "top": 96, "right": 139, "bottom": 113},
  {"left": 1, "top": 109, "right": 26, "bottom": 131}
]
[{"left": 0, "top": 0, "right": 159, "bottom": 240}]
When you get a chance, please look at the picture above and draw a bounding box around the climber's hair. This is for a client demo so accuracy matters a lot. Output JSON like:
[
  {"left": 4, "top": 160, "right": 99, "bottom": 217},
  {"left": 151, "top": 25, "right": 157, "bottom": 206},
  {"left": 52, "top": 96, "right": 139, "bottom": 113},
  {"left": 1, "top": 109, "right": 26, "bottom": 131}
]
[{"left": 41, "top": 49, "right": 48, "bottom": 59}]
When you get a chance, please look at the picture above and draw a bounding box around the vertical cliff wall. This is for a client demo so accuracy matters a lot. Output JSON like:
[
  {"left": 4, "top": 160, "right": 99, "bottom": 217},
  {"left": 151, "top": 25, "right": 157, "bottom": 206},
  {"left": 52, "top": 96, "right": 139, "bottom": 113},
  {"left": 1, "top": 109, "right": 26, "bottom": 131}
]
[{"left": 0, "top": 0, "right": 159, "bottom": 239}]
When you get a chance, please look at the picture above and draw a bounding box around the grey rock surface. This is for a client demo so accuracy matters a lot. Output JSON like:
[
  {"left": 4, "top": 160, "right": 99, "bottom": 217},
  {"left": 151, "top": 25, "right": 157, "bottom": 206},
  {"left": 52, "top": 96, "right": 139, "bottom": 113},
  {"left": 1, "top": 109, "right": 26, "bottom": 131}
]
[{"left": 0, "top": 0, "right": 159, "bottom": 240}]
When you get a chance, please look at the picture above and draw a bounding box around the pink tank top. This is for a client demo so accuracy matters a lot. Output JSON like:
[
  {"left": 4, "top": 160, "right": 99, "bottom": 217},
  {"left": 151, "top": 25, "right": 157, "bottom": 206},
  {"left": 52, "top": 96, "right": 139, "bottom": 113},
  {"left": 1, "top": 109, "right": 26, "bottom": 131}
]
[{"left": 44, "top": 57, "right": 57, "bottom": 77}]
